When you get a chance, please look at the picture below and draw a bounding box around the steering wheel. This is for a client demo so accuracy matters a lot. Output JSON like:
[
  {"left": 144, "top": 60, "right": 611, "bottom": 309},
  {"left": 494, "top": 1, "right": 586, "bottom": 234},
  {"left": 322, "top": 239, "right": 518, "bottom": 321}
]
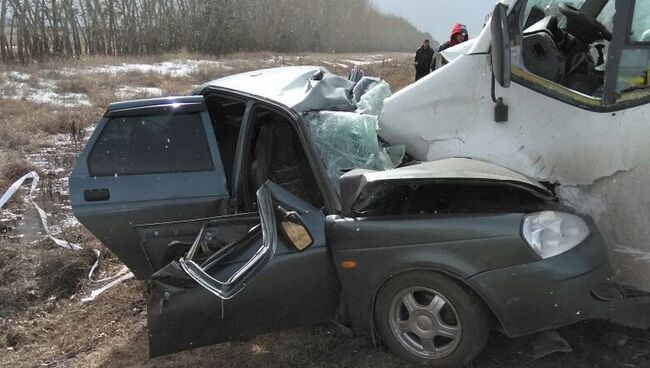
[{"left": 559, "top": 3, "right": 612, "bottom": 43}]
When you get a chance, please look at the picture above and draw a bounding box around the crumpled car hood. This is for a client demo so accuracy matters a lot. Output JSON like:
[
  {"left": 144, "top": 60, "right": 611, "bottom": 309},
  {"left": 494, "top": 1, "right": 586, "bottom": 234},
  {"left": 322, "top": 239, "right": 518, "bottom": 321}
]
[{"left": 339, "top": 158, "right": 552, "bottom": 215}]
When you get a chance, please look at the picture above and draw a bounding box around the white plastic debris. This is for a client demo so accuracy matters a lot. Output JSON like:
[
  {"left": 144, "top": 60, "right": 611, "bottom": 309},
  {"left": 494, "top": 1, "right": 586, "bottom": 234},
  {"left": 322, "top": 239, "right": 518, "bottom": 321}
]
[
  {"left": 0, "top": 171, "right": 36, "bottom": 208},
  {"left": 1, "top": 171, "right": 80, "bottom": 250},
  {"left": 1, "top": 172, "right": 134, "bottom": 301},
  {"left": 88, "top": 250, "right": 133, "bottom": 284},
  {"left": 81, "top": 272, "right": 135, "bottom": 303}
]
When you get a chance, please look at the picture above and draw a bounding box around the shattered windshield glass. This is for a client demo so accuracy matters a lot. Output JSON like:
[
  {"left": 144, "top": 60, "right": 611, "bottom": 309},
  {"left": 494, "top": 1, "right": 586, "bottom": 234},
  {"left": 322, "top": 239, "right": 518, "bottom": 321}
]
[
  {"left": 523, "top": 0, "right": 588, "bottom": 26},
  {"left": 305, "top": 79, "right": 404, "bottom": 186},
  {"left": 631, "top": 0, "right": 650, "bottom": 42}
]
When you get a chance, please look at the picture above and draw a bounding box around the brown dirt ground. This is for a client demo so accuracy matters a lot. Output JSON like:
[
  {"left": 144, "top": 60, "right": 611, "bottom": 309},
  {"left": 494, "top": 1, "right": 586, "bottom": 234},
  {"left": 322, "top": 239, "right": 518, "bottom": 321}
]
[{"left": 1, "top": 53, "right": 649, "bottom": 368}]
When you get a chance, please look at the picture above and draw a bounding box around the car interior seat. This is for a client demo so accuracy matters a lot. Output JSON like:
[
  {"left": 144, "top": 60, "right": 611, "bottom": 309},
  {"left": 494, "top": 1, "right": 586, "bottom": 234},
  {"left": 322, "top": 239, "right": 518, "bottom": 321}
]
[
  {"left": 250, "top": 113, "right": 323, "bottom": 208},
  {"left": 522, "top": 16, "right": 566, "bottom": 84}
]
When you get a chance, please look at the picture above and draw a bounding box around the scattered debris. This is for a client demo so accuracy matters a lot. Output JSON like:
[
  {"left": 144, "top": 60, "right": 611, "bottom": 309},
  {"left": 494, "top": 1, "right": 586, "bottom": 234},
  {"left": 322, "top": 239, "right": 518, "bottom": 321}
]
[
  {"left": 602, "top": 332, "right": 630, "bottom": 349},
  {"left": 0, "top": 171, "right": 81, "bottom": 250},
  {"left": 532, "top": 330, "right": 573, "bottom": 360},
  {"left": 81, "top": 272, "right": 135, "bottom": 303},
  {"left": 0, "top": 171, "right": 133, "bottom": 302}
]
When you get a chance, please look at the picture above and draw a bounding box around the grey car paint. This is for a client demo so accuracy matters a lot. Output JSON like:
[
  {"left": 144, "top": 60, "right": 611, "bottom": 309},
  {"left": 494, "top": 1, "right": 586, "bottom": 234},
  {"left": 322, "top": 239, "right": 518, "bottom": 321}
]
[
  {"left": 70, "top": 85, "right": 615, "bottom": 360},
  {"left": 327, "top": 212, "right": 612, "bottom": 338},
  {"left": 69, "top": 96, "right": 230, "bottom": 278},
  {"left": 147, "top": 182, "right": 340, "bottom": 357}
]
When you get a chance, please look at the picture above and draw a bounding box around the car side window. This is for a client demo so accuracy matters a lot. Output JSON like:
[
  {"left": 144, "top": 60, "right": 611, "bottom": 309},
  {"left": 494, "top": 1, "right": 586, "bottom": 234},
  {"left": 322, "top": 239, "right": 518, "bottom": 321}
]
[
  {"left": 513, "top": 0, "right": 614, "bottom": 105},
  {"left": 614, "top": 1, "right": 650, "bottom": 101},
  {"left": 88, "top": 112, "right": 213, "bottom": 176},
  {"left": 596, "top": 0, "right": 615, "bottom": 32},
  {"left": 616, "top": 49, "right": 649, "bottom": 95},
  {"left": 243, "top": 106, "right": 324, "bottom": 211},
  {"left": 630, "top": 0, "right": 650, "bottom": 42}
]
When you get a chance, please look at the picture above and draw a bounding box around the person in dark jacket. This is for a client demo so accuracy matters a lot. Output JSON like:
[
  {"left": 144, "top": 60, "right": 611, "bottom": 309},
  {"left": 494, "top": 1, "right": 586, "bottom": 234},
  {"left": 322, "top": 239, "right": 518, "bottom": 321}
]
[
  {"left": 414, "top": 39, "right": 434, "bottom": 81},
  {"left": 438, "top": 23, "right": 469, "bottom": 53}
]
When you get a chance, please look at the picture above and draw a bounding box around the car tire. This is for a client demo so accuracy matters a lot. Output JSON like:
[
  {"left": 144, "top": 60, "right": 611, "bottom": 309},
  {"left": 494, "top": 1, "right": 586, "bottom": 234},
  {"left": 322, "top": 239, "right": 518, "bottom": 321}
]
[{"left": 375, "top": 271, "right": 490, "bottom": 368}]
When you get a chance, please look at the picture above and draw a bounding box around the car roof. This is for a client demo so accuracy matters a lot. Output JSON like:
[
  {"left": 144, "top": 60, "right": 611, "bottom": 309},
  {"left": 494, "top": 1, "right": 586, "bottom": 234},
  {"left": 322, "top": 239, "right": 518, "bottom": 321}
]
[{"left": 201, "top": 65, "right": 324, "bottom": 108}]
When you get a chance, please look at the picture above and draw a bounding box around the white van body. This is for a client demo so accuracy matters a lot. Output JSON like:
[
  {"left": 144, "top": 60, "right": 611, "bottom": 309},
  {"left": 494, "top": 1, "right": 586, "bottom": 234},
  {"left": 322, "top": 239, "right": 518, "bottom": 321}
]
[{"left": 380, "top": 0, "right": 650, "bottom": 290}]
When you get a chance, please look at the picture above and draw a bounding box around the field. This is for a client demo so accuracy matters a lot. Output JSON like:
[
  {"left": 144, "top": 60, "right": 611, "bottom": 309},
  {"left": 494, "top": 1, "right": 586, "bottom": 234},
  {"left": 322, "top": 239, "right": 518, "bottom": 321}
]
[{"left": 0, "top": 52, "right": 649, "bottom": 368}]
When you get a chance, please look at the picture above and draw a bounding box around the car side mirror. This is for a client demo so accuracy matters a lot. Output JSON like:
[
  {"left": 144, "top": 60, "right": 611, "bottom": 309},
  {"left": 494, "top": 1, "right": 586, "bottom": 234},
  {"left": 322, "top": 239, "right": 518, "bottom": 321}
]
[
  {"left": 277, "top": 206, "right": 313, "bottom": 251},
  {"left": 491, "top": 2, "right": 511, "bottom": 88}
]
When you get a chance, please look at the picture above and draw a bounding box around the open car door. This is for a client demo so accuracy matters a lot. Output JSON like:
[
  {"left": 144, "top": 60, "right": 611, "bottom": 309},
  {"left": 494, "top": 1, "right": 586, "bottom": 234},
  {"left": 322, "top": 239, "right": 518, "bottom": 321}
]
[
  {"left": 69, "top": 96, "right": 230, "bottom": 278},
  {"left": 146, "top": 182, "right": 340, "bottom": 357}
]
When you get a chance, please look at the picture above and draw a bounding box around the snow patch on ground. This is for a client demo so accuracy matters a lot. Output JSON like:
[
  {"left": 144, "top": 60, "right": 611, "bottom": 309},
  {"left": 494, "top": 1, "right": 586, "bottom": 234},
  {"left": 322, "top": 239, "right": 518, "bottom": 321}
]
[
  {"left": 1, "top": 72, "right": 92, "bottom": 108},
  {"left": 321, "top": 61, "right": 350, "bottom": 68},
  {"left": 21, "top": 131, "right": 90, "bottom": 237},
  {"left": 6, "top": 71, "right": 32, "bottom": 82},
  {"left": 85, "top": 59, "right": 234, "bottom": 78},
  {"left": 341, "top": 58, "right": 393, "bottom": 66},
  {"left": 115, "top": 86, "right": 165, "bottom": 99}
]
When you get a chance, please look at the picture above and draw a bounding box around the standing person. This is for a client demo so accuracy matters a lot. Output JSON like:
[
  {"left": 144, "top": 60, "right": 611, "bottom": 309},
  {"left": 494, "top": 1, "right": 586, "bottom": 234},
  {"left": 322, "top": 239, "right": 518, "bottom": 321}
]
[
  {"left": 414, "top": 39, "right": 434, "bottom": 81},
  {"left": 438, "top": 23, "right": 469, "bottom": 53}
]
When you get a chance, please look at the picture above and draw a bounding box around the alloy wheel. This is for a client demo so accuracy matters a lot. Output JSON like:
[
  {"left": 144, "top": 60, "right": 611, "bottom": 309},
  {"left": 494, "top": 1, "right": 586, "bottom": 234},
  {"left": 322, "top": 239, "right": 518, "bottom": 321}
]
[{"left": 388, "top": 286, "right": 462, "bottom": 359}]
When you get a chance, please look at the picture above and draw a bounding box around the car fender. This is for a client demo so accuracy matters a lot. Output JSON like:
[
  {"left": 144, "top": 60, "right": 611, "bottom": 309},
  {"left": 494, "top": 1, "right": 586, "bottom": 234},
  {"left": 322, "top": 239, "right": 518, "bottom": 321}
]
[{"left": 326, "top": 213, "right": 536, "bottom": 337}]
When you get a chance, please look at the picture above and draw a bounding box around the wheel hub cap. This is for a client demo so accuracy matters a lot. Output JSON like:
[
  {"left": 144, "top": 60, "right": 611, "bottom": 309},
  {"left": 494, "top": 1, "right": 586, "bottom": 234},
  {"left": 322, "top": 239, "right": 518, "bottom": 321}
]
[
  {"left": 416, "top": 315, "right": 433, "bottom": 331},
  {"left": 389, "top": 287, "right": 462, "bottom": 359}
]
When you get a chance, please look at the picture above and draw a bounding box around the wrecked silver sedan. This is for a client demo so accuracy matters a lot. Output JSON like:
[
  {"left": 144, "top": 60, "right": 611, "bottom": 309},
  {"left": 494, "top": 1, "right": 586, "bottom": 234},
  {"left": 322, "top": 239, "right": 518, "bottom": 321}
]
[{"left": 70, "top": 67, "right": 617, "bottom": 367}]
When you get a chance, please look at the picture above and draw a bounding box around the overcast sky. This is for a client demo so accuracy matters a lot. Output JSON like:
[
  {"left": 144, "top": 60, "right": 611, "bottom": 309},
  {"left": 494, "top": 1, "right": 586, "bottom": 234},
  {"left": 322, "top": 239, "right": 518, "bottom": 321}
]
[{"left": 370, "top": 0, "right": 497, "bottom": 44}]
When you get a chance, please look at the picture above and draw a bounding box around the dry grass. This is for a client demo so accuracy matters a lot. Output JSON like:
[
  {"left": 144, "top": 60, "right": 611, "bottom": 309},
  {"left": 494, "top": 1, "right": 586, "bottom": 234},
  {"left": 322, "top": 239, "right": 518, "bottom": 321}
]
[
  {"left": 0, "top": 150, "right": 38, "bottom": 191},
  {"left": 35, "top": 247, "right": 96, "bottom": 299},
  {"left": 56, "top": 77, "right": 96, "bottom": 94},
  {"left": 0, "top": 122, "right": 33, "bottom": 150},
  {"left": 0, "top": 244, "right": 95, "bottom": 317},
  {"left": 0, "top": 52, "right": 420, "bottom": 368}
]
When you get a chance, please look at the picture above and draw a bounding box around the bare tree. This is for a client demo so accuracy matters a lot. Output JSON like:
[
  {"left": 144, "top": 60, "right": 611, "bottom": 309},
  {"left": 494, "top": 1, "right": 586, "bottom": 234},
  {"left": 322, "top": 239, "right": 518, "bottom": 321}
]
[
  {"left": 0, "top": 0, "right": 433, "bottom": 63},
  {"left": 0, "top": 0, "right": 10, "bottom": 61}
]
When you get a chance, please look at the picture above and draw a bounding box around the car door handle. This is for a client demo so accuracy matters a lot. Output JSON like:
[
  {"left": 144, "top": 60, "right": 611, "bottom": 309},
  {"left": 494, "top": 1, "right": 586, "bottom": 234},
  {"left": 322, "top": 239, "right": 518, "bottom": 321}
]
[{"left": 84, "top": 189, "right": 110, "bottom": 202}]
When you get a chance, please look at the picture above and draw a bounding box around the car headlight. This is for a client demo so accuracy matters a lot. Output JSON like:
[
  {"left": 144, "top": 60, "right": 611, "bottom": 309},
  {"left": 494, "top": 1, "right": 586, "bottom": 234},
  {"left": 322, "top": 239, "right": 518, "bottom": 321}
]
[{"left": 522, "top": 211, "right": 590, "bottom": 259}]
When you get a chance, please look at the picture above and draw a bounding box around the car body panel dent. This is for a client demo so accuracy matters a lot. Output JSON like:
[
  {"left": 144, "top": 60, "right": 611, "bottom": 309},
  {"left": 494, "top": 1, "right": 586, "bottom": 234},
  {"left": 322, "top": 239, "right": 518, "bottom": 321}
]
[
  {"left": 467, "top": 232, "right": 614, "bottom": 336},
  {"left": 326, "top": 213, "right": 539, "bottom": 336},
  {"left": 147, "top": 182, "right": 340, "bottom": 357}
]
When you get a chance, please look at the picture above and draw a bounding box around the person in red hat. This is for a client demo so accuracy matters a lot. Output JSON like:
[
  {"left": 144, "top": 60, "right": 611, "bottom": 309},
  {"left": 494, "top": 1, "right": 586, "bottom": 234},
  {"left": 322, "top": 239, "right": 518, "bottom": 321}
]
[{"left": 438, "top": 23, "right": 469, "bottom": 53}]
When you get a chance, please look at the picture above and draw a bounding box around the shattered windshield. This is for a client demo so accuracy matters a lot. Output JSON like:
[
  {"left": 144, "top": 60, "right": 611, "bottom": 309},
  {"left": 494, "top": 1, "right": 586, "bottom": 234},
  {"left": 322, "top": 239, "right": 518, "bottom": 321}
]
[
  {"left": 523, "top": 0, "right": 588, "bottom": 27},
  {"left": 631, "top": 0, "right": 650, "bottom": 42}
]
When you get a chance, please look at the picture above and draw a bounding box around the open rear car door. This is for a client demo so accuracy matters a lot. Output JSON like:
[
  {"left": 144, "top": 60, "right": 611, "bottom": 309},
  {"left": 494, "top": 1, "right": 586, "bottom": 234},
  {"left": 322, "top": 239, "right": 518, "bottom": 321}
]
[
  {"left": 69, "top": 96, "right": 230, "bottom": 278},
  {"left": 145, "top": 182, "right": 340, "bottom": 357}
]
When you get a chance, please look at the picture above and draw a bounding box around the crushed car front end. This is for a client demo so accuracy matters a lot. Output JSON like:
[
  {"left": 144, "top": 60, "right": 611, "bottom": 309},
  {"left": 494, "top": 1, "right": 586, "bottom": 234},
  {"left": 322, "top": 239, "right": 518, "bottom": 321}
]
[
  {"left": 467, "top": 214, "right": 615, "bottom": 337},
  {"left": 327, "top": 159, "right": 616, "bottom": 340}
]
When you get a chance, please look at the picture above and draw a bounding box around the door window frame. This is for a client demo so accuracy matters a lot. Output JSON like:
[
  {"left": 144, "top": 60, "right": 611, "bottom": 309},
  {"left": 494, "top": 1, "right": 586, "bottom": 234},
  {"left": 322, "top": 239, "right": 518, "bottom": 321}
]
[
  {"left": 604, "top": 0, "right": 650, "bottom": 105},
  {"left": 237, "top": 102, "right": 330, "bottom": 213},
  {"left": 198, "top": 87, "right": 339, "bottom": 216},
  {"left": 87, "top": 98, "right": 224, "bottom": 178}
]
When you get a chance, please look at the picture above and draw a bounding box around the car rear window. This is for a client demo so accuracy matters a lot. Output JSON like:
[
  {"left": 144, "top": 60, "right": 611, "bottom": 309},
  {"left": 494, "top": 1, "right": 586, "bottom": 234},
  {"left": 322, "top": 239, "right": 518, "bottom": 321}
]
[{"left": 88, "top": 112, "right": 213, "bottom": 176}]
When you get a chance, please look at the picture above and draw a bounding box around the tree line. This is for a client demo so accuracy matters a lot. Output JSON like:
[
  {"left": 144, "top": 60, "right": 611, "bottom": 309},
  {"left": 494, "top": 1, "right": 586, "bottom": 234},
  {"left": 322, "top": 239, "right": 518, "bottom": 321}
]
[{"left": 0, "top": 0, "right": 432, "bottom": 63}]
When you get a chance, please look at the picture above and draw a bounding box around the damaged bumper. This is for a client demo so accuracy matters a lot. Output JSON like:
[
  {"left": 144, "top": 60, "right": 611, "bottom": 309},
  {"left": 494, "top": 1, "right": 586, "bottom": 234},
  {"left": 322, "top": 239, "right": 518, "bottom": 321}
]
[{"left": 468, "top": 230, "right": 615, "bottom": 337}]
